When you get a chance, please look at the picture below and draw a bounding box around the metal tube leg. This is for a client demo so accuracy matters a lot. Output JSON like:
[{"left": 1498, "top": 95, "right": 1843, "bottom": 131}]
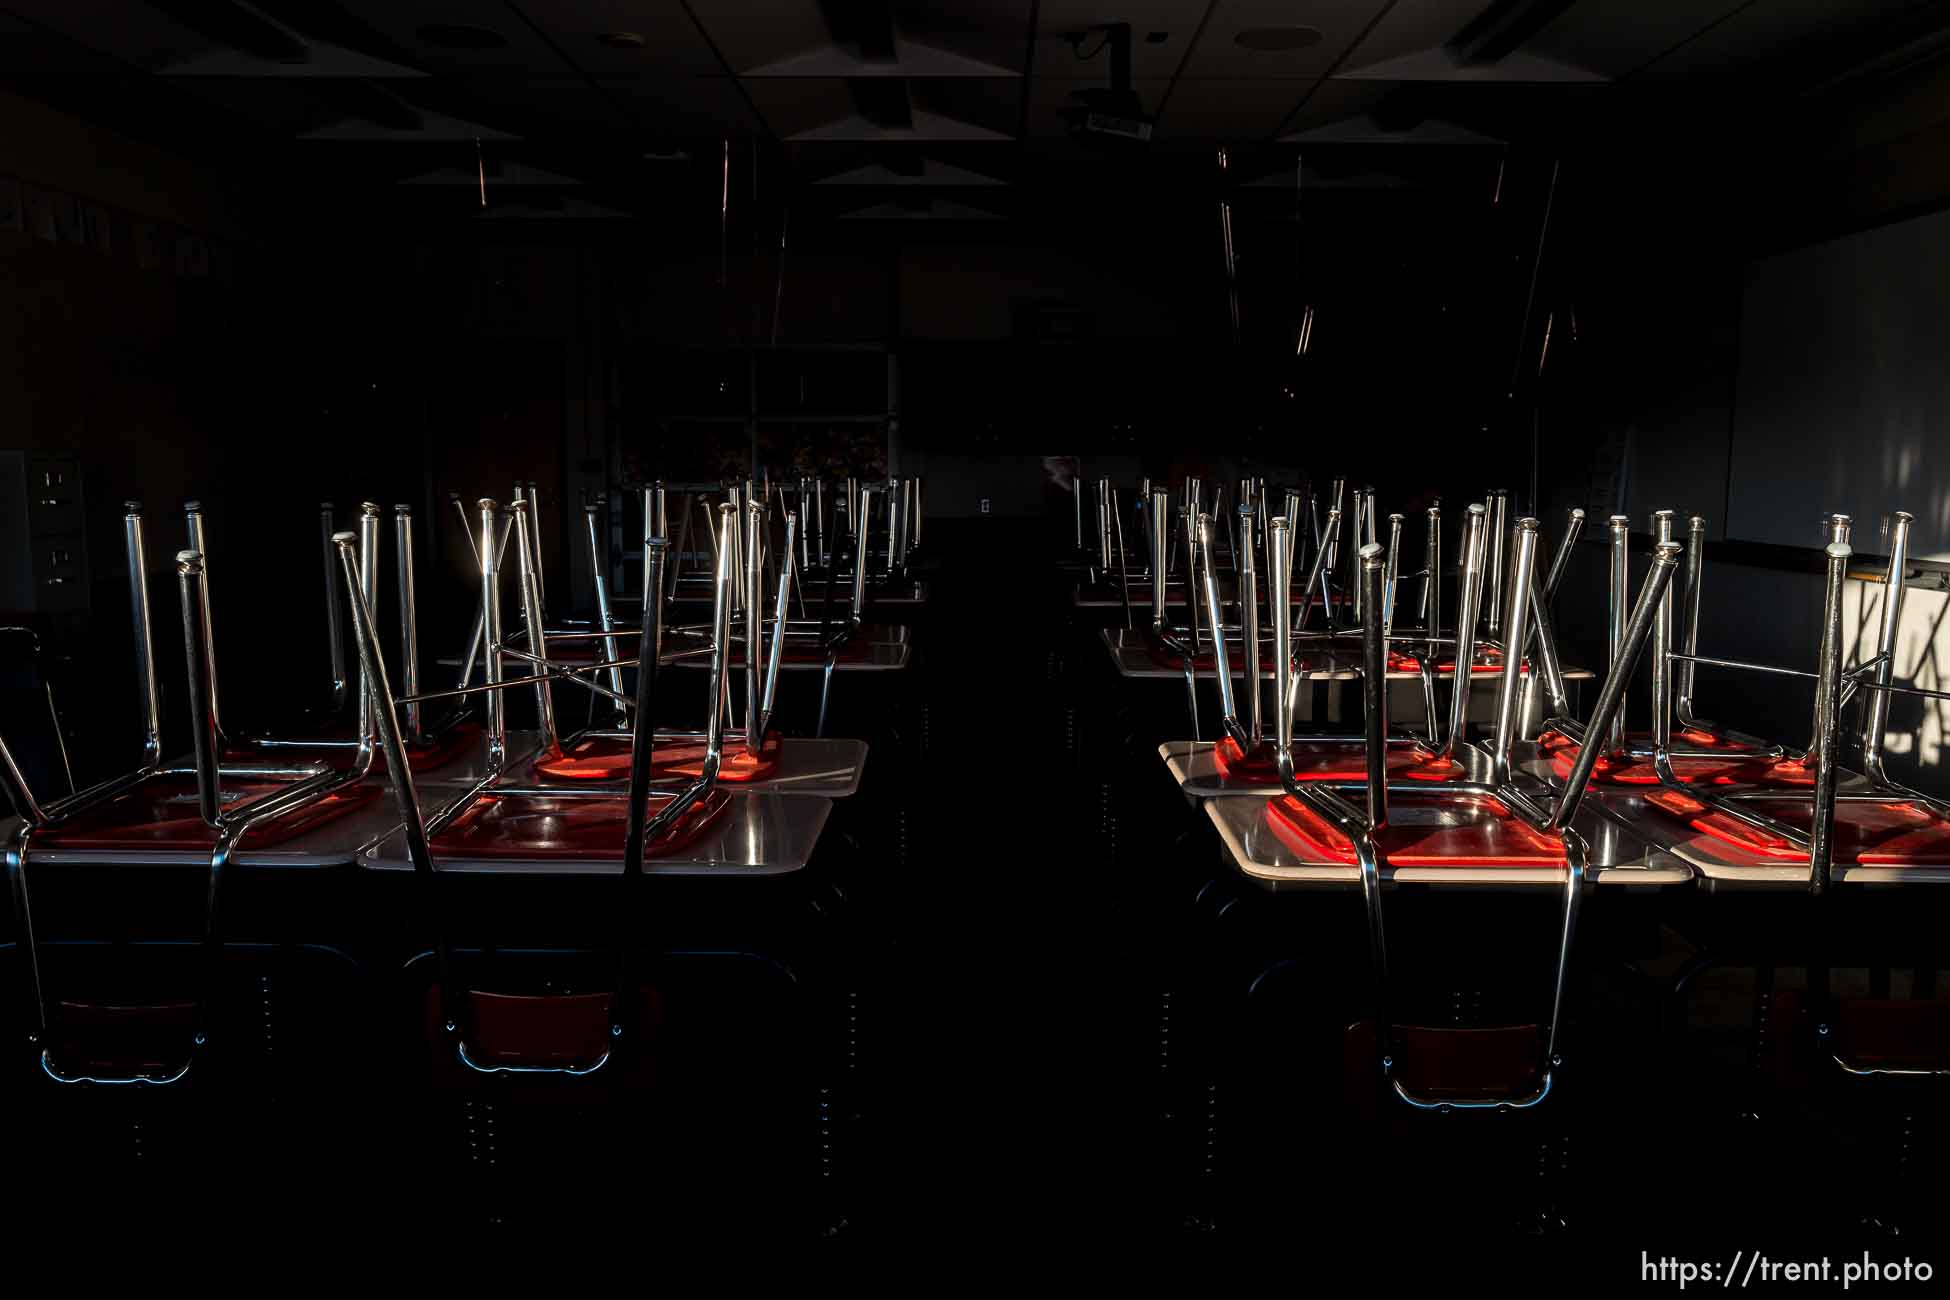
[
  {"left": 1649, "top": 512, "right": 1676, "bottom": 766},
  {"left": 1677, "top": 514, "right": 1710, "bottom": 728},
  {"left": 177, "top": 551, "right": 222, "bottom": 827},
  {"left": 1360, "top": 545, "right": 1389, "bottom": 827},
  {"left": 1238, "top": 501, "right": 1262, "bottom": 744},
  {"left": 356, "top": 504, "right": 383, "bottom": 749},
  {"left": 511, "top": 500, "right": 558, "bottom": 755},
  {"left": 319, "top": 502, "right": 347, "bottom": 716},
  {"left": 183, "top": 501, "right": 227, "bottom": 748},
  {"left": 586, "top": 503, "right": 628, "bottom": 728},
  {"left": 1485, "top": 489, "right": 1509, "bottom": 638},
  {"left": 1605, "top": 515, "right": 1632, "bottom": 752},
  {"left": 1551, "top": 543, "right": 1683, "bottom": 831},
  {"left": 1438, "top": 505, "right": 1490, "bottom": 763},
  {"left": 125, "top": 504, "right": 163, "bottom": 766},
  {"left": 1809, "top": 540, "right": 1851, "bottom": 894},
  {"left": 744, "top": 499, "right": 765, "bottom": 754},
  {"left": 1490, "top": 519, "right": 1541, "bottom": 784},
  {"left": 1861, "top": 512, "right": 1913, "bottom": 784},
  {"left": 396, "top": 505, "right": 423, "bottom": 741},
  {"left": 478, "top": 500, "right": 506, "bottom": 766}
]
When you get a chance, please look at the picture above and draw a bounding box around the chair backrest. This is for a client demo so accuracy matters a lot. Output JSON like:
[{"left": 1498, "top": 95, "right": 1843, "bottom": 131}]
[
  {"left": 7, "top": 514, "right": 382, "bottom": 1085},
  {"left": 1266, "top": 509, "right": 1681, "bottom": 1110},
  {"left": 333, "top": 498, "right": 740, "bottom": 1074}
]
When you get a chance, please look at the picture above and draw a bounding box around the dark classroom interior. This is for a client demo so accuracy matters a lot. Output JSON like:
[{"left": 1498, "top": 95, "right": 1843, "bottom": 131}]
[{"left": 4, "top": 0, "right": 1950, "bottom": 1275}]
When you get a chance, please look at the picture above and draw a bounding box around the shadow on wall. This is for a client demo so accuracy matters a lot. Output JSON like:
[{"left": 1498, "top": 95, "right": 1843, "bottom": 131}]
[
  {"left": 1552, "top": 545, "right": 1950, "bottom": 797},
  {"left": 1845, "top": 575, "right": 1950, "bottom": 786}
]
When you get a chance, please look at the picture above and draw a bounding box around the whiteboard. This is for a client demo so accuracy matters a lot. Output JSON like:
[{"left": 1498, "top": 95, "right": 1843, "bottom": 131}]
[{"left": 1731, "top": 205, "right": 1950, "bottom": 559}]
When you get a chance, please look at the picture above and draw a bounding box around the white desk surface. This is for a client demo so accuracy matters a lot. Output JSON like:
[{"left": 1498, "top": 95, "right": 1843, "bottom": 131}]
[
  {"left": 360, "top": 791, "right": 832, "bottom": 877},
  {"left": 1101, "top": 628, "right": 1591, "bottom": 684},
  {"left": 1159, "top": 739, "right": 1495, "bottom": 800},
  {"left": 1572, "top": 783, "right": 1950, "bottom": 890},
  {"left": 10, "top": 730, "right": 548, "bottom": 869},
  {"left": 1204, "top": 788, "right": 1689, "bottom": 891},
  {"left": 502, "top": 735, "right": 868, "bottom": 799}
]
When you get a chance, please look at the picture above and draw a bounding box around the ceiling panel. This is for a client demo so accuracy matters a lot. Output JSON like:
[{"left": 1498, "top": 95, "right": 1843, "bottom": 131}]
[
  {"left": 917, "top": 76, "right": 1022, "bottom": 132},
  {"left": 742, "top": 38, "right": 1017, "bottom": 76},
  {"left": 1340, "top": 0, "right": 1524, "bottom": 70},
  {"left": 1630, "top": 0, "right": 1936, "bottom": 82},
  {"left": 1033, "top": 0, "right": 1200, "bottom": 79},
  {"left": 684, "top": 0, "right": 832, "bottom": 72},
  {"left": 333, "top": 0, "right": 561, "bottom": 73},
  {"left": 158, "top": 76, "right": 349, "bottom": 136},
  {"left": 899, "top": 0, "right": 1036, "bottom": 70},
  {"left": 1270, "top": 76, "right": 1393, "bottom": 135},
  {"left": 739, "top": 75, "right": 855, "bottom": 135},
  {"left": 1523, "top": 0, "right": 1748, "bottom": 79},
  {"left": 1156, "top": 77, "right": 1312, "bottom": 140},
  {"left": 812, "top": 157, "right": 1010, "bottom": 184},
  {"left": 744, "top": 73, "right": 1018, "bottom": 139},
  {"left": 513, "top": 0, "right": 722, "bottom": 75},
  {"left": 1179, "top": 0, "right": 1390, "bottom": 79},
  {"left": 3, "top": 0, "right": 220, "bottom": 69},
  {"left": 429, "top": 74, "right": 619, "bottom": 133},
  {"left": 605, "top": 75, "right": 760, "bottom": 134}
]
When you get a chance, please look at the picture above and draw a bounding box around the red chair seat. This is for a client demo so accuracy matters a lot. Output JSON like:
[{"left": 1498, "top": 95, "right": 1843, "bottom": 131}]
[
  {"left": 1387, "top": 645, "right": 1524, "bottom": 675},
  {"left": 33, "top": 776, "right": 379, "bottom": 852},
  {"left": 1836, "top": 999, "right": 1950, "bottom": 1071},
  {"left": 428, "top": 790, "right": 731, "bottom": 860},
  {"left": 538, "top": 638, "right": 632, "bottom": 666},
  {"left": 1147, "top": 644, "right": 1281, "bottom": 673},
  {"left": 786, "top": 636, "right": 876, "bottom": 664},
  {"left": 224, "top": 722, "right": 484, "bottom": 774},
  {"left": 463, "top": 990, "right": 617, "bottom": 1072},
  {"left": 1643, "top": 790, "right": 1950, "bottom": 865},
  {"left": 1264, "top": 790, "right": 1568, "bottom": 867},
  {"left": 425, "top": 985, "right": 665, "bottom": 1080},
  {"left": 532, "top": 732, "right": 782, "bottom": 784},
  {"left": 48, "top": 998, "right": 198, "bottom": 1080},
  {"left": 1346, "top": 1020, "right": 1545, "bottom": 1102},
  {"left": 1535, "top": 729, "right": 1777, "bottom": 787},
  {"left": 1213, "top": 736, "right": 1461, "bottom": 784},
  {"left": 1146, "top": 645, "right": 1348, "bottom": 674}
]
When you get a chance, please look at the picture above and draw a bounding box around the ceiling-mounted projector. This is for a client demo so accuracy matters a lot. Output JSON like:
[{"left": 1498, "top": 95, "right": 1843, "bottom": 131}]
[{"left": 1060, "top": 23, "right": 1154, "bottom": 146}]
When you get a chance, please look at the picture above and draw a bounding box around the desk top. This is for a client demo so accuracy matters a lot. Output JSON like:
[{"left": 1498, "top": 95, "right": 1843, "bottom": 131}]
[
  {"left": 1204, "top": 788, "right": 1687, "bottom": 890},
  {"left": 1573, "top": 781, "right": 1950, "bottom": 890},
  {"left": 501, "top": 734, "right": 867, "bottom": 799},
  {"left": 1100, "top": 628, "right": 1359, "bottom": 682},
  {"left": 1101, "top": 628, "right": 1592, "bottom": 685},
  {"left": 1160, "top": 738, "right": 1495, "bottom": 799},
  {"left": 660, "top": 627, "right": 911, "bottom": 673},
  {"left": 360, "top": 791, "right": 831, "bottom": 877}
]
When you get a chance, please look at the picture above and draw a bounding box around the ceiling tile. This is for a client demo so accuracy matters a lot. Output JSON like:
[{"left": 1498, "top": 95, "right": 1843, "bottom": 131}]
[
  {"left": 1335, "top": 47, "right": 1605, "bottom": 81},
  {"left": 1180, "top": 0, "right": 1393, "bottom": 79},
  {"left": 681, "top": 0, "right": 833, "bottom": 72},
  {"left": 603, "top": 75, "right": 760, "bottom": 134},
  {"left": 1034, "top": 0, "right": 1196, "bottom": 79},
  {"left": 1628, "top": 0, "right": 1932, "bottom": 82},
  {"left": 740, "top": 75, "right": 858, "bottom": 135},
  {"left": 1156, "top": 77, "right": 1309, "bottom": 139},
  {"left": 331, "top": 1, "right": 556, "bottom": 72},
  {"left": 743, "top": 37, "right": 1017, "bottom": 77},
  {"left": 514, "top": 0, "right": 723, "bottom": 75},
  {"left": 3, "top": 0, "right": 224, "bottom": 68},
  {"left": 814, "top": 158, "right": 1009, "bottom": 184},
  {"left": 1526, "top": 0, "right": 1753, "bottom": 79},
  {"left": 1273, "top": 77, "right": 1394, "bottom": 134}
]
